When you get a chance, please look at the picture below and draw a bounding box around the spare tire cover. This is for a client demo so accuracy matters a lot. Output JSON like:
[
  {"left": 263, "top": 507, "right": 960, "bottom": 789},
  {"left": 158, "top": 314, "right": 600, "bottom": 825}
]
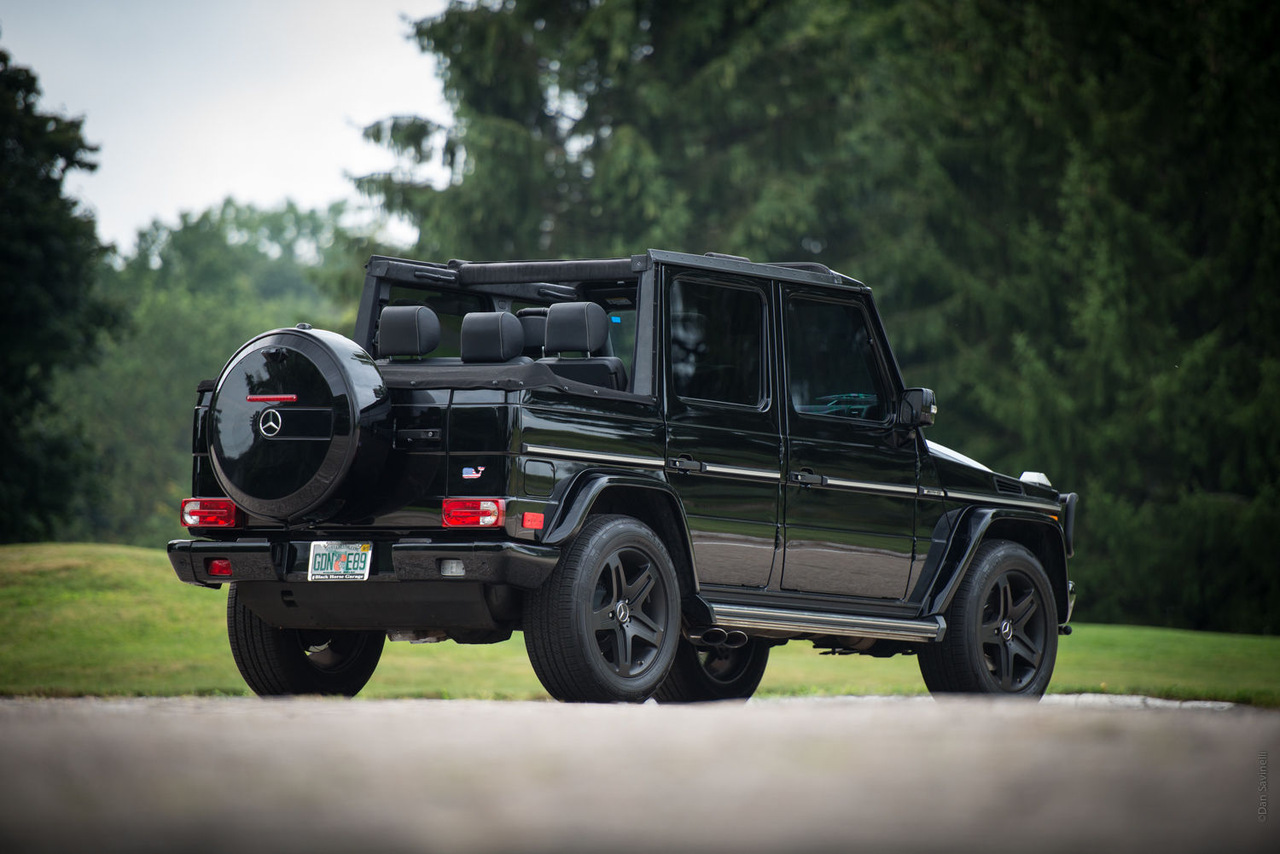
[{"left": 209, "top": 326, "right": 391, "bottom": 523}]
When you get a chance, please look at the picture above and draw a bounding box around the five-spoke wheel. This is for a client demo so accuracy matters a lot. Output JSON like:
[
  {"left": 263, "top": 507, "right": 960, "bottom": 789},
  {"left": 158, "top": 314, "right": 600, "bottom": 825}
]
[
  {"left": 654, "top": 638, "right": 770, "bottom": 702},
  {"left": 525, "top": 515, "right": 681, "bottom": 702},
  {"left": 918, "top": 540, "right": 1058, "bottom": 697},
  {"left": 227, "top": 583, "right": 385, "bottom": 696}
]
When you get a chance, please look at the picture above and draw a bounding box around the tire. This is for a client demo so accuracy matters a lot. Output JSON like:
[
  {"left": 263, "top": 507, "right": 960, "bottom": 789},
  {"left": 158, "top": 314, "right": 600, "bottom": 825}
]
[
  {"left": 524, "top": 515, "right": 682, "bottom": 703},
  {"left": 653, "top": 638, "right": 770, "bottom": 703},
  {"left": 227, "top": 583, "right": 385, "bottom": 697},
  {"left": 918, "top": 540, "right": 1058, "bottom": 698}
]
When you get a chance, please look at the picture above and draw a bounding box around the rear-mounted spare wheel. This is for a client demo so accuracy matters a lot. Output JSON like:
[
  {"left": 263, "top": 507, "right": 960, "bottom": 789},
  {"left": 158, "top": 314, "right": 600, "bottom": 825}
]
[{"left": 209, "top": 326, "right": 391, "bottom": 523}]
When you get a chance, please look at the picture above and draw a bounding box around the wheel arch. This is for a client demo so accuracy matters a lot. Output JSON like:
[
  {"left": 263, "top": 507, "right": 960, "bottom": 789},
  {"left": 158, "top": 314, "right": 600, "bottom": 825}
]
[
  {"left": 540, "top": 472, "right": 701, "bottom": 611},
  {"left": 924, "top": 507, "right": 1071, "bottom": 624}
]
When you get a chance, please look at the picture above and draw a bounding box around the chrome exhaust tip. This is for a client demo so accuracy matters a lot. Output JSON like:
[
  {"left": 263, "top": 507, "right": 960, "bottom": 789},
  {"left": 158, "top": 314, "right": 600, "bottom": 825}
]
[{"left": 695, "top": 627, "right": 728, "bottom": 646}]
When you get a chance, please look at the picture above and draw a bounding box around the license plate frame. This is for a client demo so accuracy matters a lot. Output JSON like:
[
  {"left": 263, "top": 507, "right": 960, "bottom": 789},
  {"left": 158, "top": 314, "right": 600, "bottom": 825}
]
[{"left": 307, "top": 541, "right": 373, "bottom": 581}]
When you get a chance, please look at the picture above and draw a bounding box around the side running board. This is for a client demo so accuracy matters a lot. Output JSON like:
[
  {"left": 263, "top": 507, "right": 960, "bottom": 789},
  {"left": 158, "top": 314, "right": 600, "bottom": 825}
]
[{"left": 706, "top": 602, "right": 946, "bottom": 644}]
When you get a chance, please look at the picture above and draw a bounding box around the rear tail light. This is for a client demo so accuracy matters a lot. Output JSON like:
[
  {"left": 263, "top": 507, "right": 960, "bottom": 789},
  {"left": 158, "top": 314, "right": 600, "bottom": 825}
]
[
  {"left": 181, "top": 498, "right": 243, "bottom": 528},
  {"left": 441, "top": 498, "right": 505, "bottom": 528}
]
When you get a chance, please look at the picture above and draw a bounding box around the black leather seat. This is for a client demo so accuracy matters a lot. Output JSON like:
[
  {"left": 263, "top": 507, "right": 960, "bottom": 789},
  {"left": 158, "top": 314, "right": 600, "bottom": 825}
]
[
  {"left": 459, "top": 311, "right": 532, "bottom": 364},
  {"left": 539, "top": 302, "right": 627, "bottom": 390}
]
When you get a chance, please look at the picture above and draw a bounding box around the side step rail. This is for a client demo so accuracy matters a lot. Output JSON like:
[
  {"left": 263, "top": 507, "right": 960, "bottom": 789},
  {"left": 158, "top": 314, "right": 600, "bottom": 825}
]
[{"left": 706, "top": 602, "right": 946, "bottom": 644}]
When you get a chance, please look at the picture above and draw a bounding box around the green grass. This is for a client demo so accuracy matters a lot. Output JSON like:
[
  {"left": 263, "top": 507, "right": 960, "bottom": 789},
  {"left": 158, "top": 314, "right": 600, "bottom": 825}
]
[{"left": 2, "top": 543, "right": 1278, "bottom": 705}]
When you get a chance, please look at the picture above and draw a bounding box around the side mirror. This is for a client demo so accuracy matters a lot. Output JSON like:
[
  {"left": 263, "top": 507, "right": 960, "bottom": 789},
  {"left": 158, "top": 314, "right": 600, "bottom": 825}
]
[{"left": 898, "top": 388, "right": 937, "bottom": 428}]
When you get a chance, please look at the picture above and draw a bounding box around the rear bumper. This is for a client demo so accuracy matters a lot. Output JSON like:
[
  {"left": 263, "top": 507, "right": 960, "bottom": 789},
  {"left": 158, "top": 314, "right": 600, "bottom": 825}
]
[{"left": 167, "top": 537, "right": 561, "bottom": 590}]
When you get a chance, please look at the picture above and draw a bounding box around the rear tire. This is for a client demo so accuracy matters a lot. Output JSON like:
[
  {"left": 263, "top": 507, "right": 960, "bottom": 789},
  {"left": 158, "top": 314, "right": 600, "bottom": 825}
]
[
  {"left": 524, "top": 515, "right": 681, "bottom": 703},
  {"left": 227, "top": 583, "right": 384, "bottom": 696},
  {"left": 654, "top": 638, "right": 770, "bottom": 703},
  {"left": 918, "top": 540, "right": 1058, "bottom": 697}
]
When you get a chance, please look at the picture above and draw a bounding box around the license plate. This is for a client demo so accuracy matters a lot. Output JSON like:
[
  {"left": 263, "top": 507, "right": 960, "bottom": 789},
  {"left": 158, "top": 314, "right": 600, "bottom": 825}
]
[{"left": 307, "top": 541, "right": 372, "bottom": 581}]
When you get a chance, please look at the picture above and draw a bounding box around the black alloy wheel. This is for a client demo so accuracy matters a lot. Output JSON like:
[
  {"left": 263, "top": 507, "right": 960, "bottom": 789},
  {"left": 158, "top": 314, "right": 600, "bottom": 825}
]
[
  {"left": 524, "top": 515, "right": 681, "bottom": 703},
  {"left": 918, "top": 540, "right": 1058, "bottom": 697},
  {"left": 227, "top": 583, "right": 385, "bottom": 696},
  {"left": 654, "top": 638, "right": 770, "bottom": 703}
]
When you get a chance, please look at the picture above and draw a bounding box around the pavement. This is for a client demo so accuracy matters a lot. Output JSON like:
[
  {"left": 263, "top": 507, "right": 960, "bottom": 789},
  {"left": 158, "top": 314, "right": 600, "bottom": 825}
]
[{"left": 1, "top": 695, "right": 1276, "bottom": 853}]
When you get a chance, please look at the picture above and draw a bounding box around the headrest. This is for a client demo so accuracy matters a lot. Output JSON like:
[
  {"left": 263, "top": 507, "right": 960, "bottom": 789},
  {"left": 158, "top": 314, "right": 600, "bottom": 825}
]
[
  {"left": 377, "top": 305, "right": 441, "bottom": 358},
  {"left": 544, "top": 302, "right": 609, "bottom": 356},
  {"left": 460, "top": 311, "right": 525, "bottom": 363},
  {"left": 516, "top": 307, "right": 548, "bottom": 356}
]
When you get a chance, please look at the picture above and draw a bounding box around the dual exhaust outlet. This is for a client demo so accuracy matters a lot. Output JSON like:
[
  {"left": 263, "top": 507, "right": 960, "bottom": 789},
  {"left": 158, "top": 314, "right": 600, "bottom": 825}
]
[{"left": 686, "top": 627, "right": 749, "bottom": 649}]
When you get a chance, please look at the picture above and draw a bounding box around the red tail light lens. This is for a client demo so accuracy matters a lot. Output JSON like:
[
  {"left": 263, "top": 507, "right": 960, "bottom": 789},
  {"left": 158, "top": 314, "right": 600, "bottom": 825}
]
[
  {"left": 207, "top": 558, "right": 233, "bottom": 577},
  {"left": 181, "top": 498, "right": 242, "bottom": 528},
  {"left": 441, "top": 499, "right": 505, "bottom": 528}
]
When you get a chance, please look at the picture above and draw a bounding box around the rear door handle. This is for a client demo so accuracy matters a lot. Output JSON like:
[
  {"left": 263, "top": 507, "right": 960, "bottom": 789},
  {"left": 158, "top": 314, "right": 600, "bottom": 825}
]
[
  {"left": 668, "top": 456, "right": 706, "bottom": 473},
  {"left": 789, "top": 471, "right": 823, "bottom": 486}
]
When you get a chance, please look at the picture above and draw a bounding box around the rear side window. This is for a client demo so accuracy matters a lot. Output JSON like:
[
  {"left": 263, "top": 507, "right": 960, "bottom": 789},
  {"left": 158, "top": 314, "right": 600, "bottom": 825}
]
[
  {"left": 785, "top": 295, "right": 887, "bottom": 421},
  {"left": 668, "top": 279, "right": 765, "bottom": 406},
  {"left": 387, "top": 287, "right": 490, "bottom": 357}
]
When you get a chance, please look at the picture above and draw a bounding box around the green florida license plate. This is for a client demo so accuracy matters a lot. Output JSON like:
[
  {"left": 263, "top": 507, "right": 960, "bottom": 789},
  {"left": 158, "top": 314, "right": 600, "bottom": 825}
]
[{"left": 307, "top": 541, "right": 372, "bottom": 581}]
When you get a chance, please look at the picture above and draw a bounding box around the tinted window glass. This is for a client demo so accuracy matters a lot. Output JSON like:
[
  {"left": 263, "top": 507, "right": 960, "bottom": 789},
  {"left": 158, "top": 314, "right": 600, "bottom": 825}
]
[
  {"left": 786, "top": 296, "right": 887, "bottom": 421},
  {"left": 669, "top": 279, "right": 763, "bottom": 406},
  {"left": 605, "top": 307, "right": 636, "bottom": 377}
]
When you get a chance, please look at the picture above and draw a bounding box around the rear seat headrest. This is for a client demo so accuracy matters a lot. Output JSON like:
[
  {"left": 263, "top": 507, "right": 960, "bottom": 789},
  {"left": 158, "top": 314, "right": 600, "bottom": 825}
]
[
  {"left": 377, "top": 305, "right": 441, "bottom": 358},
  {"left": 544, "top": 302, "right": 609, "bottom": 356},
  {"left": 516, "top": 306, "right": 548, "bottom": 356},
  {"left": 460, "top": 311, "right": 525, "bottom": 363}
]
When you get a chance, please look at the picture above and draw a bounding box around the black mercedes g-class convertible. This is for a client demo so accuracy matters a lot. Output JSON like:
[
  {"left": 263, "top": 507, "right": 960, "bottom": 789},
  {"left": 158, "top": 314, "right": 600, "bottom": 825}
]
[{"left": 169, "top": 250, "right": 1077, "bottom": 702}]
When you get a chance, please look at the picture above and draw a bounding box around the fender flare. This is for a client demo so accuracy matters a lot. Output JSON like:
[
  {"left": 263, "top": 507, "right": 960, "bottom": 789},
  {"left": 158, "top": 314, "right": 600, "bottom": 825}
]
[
  {"left": 537, "top": 469, "right": 701, "bottom": 599},
  {"left": 921, "top": 505, "right": 1071, "bottom": 624}
]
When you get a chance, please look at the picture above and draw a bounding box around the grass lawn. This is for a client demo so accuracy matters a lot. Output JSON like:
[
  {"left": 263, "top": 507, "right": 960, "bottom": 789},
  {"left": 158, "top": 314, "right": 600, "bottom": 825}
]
[{"left": 2, "top": 543, "right": 1277, "bottom": 705}]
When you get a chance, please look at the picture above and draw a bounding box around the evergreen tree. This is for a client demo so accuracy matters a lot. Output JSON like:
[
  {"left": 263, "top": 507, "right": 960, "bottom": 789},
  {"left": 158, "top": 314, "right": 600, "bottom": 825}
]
[{"left": 360, "top": 0, "right": 1279, "bottom": 630}]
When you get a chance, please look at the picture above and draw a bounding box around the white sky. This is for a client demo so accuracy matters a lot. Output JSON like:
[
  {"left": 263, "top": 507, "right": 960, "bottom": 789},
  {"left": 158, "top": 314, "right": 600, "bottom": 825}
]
[{"left": 0, "top": 0, "right": 450, "bottom": 252}]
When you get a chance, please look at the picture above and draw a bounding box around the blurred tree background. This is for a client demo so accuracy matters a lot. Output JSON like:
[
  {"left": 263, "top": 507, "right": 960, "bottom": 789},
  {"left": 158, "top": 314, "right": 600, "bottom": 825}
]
[
  {"left": 359, "top": 0, "right": 1279, "bottom": 632},
  {"left": 45, "top": 200, "right": 359, "bottom": 547},
  {"left": 4, "top": 1, "right": 1277, "bottom": 632},
  {"left": 1, "top": 43, "right": 121, "bottom": 543}
]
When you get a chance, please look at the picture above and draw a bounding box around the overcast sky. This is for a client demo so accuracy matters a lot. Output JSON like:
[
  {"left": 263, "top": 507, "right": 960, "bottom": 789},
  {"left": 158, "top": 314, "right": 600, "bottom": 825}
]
[{"left": 1, "top": 0, "right": 449, "bottom": 252}]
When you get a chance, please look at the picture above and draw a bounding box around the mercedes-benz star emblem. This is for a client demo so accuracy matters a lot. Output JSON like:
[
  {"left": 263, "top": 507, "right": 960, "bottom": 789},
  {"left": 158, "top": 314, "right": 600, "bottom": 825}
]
[{"left": 258, "top": 408, "right": 283, "bottom": 438}]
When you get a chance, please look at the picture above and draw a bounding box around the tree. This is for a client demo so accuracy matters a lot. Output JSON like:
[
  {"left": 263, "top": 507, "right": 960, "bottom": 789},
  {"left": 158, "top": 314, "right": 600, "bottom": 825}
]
[
  {"left": 361, "top": 0, "right": 1280, "bottom": 631},
  {"left": 0, "top": 42, "right": 121, "bottom": 543},
  {"left": 885, "top": 1, "right": 1280, "bottom": 631}
]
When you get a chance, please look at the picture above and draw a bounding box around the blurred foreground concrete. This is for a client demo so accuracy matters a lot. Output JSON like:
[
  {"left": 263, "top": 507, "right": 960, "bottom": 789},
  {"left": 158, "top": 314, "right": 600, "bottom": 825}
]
[{"left": 1, "top": 695, "right": 1276, "bottom": 853}]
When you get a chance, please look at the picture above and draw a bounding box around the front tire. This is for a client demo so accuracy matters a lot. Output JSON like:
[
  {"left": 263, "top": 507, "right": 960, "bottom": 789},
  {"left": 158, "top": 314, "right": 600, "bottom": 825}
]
[
  {"left": 227, "top": 583, "right": 384, "bottom": 696},
  {"left": 654, "top": 638, "right": 770, "bottom": 703},
  {"left": 524, "top": 515, "right": 681, "bottom": 703},
  {"left": 918, "top": 540, "right": 1058, "bottom": 697}
]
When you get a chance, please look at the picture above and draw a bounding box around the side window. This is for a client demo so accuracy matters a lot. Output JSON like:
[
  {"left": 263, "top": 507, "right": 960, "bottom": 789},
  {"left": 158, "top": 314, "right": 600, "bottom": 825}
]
[
  {"left": 668, "top": 278, "right": 764, "bottom": 406},
  {"left": 786, "top": 296, "right": 887, "bottom": 421},
  {"left": 605, "top": 307, "right": 636, "bottom": 378}
]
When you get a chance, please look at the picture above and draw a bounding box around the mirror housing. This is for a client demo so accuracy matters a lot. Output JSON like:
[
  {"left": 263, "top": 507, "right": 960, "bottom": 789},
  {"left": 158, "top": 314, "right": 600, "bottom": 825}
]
[{"left": 898, "top": 388, "right": 937, "bottom": 428}]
